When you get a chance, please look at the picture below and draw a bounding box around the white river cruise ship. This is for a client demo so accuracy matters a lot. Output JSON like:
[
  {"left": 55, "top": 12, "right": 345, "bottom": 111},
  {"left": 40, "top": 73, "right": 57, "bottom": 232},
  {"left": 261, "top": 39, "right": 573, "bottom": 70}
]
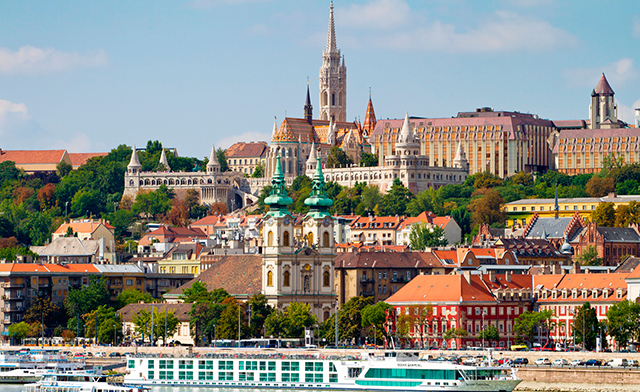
[{"left": 124, "top": 351, "right": 521, "bottom": 392}]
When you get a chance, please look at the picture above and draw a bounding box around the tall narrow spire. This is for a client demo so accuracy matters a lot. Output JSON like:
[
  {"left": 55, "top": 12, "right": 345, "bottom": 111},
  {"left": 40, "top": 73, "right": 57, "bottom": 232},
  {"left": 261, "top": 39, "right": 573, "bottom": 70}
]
[
  {"left": 326, "top": 1, "right": 337, "bottom": 53},
  {"left": 271, "top": 117, "right": 278, "bottom": 141},
  {"left": 362, "top": 89, "right": 377, "bottom": 136},
  {"left": 304, "top": 79, "right": 313, "bottom": 125},
  {"left": 207, "top": 144, "right": 220, "bottom": 174},
  {"left": 128, "top": 145, "right": 142, "bottom": 169},
  {"left": 158, "top": 149, "right": 170, "bottom": 171}
]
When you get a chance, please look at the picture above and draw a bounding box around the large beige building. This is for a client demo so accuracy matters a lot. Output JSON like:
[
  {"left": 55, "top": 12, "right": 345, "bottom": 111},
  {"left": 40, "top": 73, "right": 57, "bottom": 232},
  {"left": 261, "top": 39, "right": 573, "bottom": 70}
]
[
  {"left": 225, "top": 141, "right": 268, "bottom": 176},
  {"left": 370, "top": 108, "right": 555, "bottom": 178}
]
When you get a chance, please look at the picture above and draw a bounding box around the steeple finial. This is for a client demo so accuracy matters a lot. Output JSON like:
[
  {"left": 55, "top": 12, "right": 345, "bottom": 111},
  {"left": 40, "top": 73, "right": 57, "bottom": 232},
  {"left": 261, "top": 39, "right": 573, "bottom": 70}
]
[
  {"left": 264, "top": 155, "right": 293, "bottom": 217},
  {"left": 304, "top": 79, "right": 313, "bottom": 124},
  {"left": 271, "top": 117, "right": 278, "bottom": 141},
  {"left": 304, "top": 155, "right": 333, "bottom": 218},
  {"left": 326, "top": 1, "right": 337, "bottom": 53}
]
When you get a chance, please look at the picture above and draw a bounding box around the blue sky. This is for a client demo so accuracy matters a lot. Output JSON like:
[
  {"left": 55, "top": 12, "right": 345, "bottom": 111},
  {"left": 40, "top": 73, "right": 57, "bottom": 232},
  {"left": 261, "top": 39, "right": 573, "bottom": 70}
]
[{"left": 1, "top": 0, "right": 639, "bottom": 159}]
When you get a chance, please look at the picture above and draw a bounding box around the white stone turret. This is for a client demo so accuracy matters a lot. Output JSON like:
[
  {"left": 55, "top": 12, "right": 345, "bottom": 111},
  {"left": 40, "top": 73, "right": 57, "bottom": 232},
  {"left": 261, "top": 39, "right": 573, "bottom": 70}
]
[
  {"left": 306, "top": 143, "right": 317, "bottom": 176},
  {"left": 452, "top": 141, "right": 469, "bottom": 171},
  {"left": 395, "top": 112, "right": 420, "bottom": 158},
  {"left": 206, "top": 144, "right": 220, "bottom": 174},
  {"left": 327, "top": 118, "right": 335, "bottom": 146},
  {"left": 158, "top": 149, "right": 171, "bottom": 171},
  {"left": 127, "top": 145, "right": 142, "bottom": 175}
]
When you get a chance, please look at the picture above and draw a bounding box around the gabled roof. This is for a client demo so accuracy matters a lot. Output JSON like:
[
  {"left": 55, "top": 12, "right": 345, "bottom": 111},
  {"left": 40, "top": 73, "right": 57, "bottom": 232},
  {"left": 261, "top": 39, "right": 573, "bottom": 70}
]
[
  {"left": 36, "top": 237, "right": 99, "bottom": 257},
  {"left": 535, "top": 273, "right": 628, "bottom": 302},
  {"left": 225, "top": 142, "right": 269, "bottom": 158},
  {"left": 190, "top": 215, "right": 223, "bottom": 226},
  {"left": 596, "top": 227, "right": 640, "bottom": 243},
  {"left": 53, "top": 220, "right": 115, "bottom": 235},
  {"left": 526, "top": 217, "right": 573, "bottom": 239},
  {"left": 68, "top": 152, "right": 108, "bottom": 167},
  {"left": 0, "top": 149, "right": 67, "bottom": 165},
  {"left": 169, "top": 255, "right": 262, "bottom": 297},
  {"left": 335, "top": 251, "right": 444, "bottom": 269},
  {"left": 386, "top": 274, "right": 496, "bottom": 304}
]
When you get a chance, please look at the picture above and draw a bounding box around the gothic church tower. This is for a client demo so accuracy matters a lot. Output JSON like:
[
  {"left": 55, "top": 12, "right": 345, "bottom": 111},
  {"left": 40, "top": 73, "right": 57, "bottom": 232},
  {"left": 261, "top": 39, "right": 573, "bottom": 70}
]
[{"left": 319, "top": 2, "right": 346, "bottom": 122}]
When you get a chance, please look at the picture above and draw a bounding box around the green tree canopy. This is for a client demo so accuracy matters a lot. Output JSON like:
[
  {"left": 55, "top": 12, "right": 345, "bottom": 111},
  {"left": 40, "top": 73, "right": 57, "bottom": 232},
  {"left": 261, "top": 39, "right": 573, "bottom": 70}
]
[
  {"left": 132, "top": 307, "right": 180, "bottom": 345},
  {"left": 591, "top": 202, "right": 615, "bottom": 227},
  {"left": 606, "top": 300, "right": 640, "bottom": 349},
  {"left": 572, "top": 302, "right": 599, "bottom": 350},
  {"left": 359, "top": 152, "right": 378, "bottom": 167},
  {"left": 265, "top": 301, "right": 317, "bottom": 338},
  {"left": 326, "top": 146, "right": 353, "bottom": 168},
  {"left": 575, "top": 245, "right": 604, "bottom": 266},
  {"left": 409, "top": 222, "right": 448, "bottom": 250},
  {"left": 116, "top": 288, "right": 155, "bottom": 309},
  {"left": 380, "top": 178, "right": 413, "bottom": 216}
]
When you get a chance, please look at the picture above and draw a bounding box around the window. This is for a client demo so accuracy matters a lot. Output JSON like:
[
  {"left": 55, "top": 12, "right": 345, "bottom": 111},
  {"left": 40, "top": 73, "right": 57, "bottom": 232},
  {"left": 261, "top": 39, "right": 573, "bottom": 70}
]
[
  {"left": 268, "top": 231, "right": 273, "bottom": 246},
  {"left": 267, "top": 271, "right": 273, "bottom": 287},
  {"left": 323, "top": 271, "right": 330, "bottom": 287},
  {"left": 126, "top": 279, "right": 133, "bottom": 286},
  {"left": 283, "top": 231, "right": 290, "bottom": 246},
  {"left": 323, "top": 232, "right": 330, "bottom": 247},
  {"left": 283, "top": 271, "right": 290, "bottom": 287}
]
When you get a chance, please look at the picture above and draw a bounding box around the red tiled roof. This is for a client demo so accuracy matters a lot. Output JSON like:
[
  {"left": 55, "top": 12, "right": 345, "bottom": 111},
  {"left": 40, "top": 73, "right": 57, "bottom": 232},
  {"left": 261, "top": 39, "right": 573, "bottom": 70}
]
[
  {"left": 68, "top": 152, "right": 108, "bottom": 167},
  {"left": 225, "top": 142, "right": 268, "bottom": 158},
  {"left": 594, "top": 73, "right": 614, "bottom": 95},
  {"left": 53, "top": 220, "right": 115, "bottom": 234},
  {"left": 335, "top": 251, "right": 444, "bottom": 269},
  {"left": 0, "top": 263, "right": 100, "bottom": 273},
  {"left": 350, "top": 216, "right": 403, "bottom": 229},
  {"left": 0, "top": 149, "right": 67, "bottom": 165},
  {"left": 386, "top": 274, "right": 496, "bottom": 304},
  {"left": 190, "top": 215, "right": 223, "bottom": 226}
]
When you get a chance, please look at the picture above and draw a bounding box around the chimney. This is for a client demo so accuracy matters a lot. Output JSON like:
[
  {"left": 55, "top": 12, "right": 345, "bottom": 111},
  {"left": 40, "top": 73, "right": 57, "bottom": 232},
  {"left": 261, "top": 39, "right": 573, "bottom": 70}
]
[{"left": 505, "top": 270, "right": 512, "bottom": 282}]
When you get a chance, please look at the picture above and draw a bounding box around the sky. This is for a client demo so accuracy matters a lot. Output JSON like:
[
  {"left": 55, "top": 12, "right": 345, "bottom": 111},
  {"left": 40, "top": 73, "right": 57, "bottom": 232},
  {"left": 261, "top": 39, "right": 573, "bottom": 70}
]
[{"left": 1, "top": 0, "right": 639, "bottom": 159}]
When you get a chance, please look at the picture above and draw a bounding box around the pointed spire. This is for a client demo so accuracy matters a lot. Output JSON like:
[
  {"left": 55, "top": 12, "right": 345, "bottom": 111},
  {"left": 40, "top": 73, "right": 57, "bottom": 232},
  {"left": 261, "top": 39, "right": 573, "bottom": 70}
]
[
  {"left": 264, "top": 155, "right": 293, "bottom": 217},
  {"left": 362, "top": 89, "right": 377, "bottom": 135},
  {"left": 207, "top": 144, "right": 220, "bottom": 173},
  {"left": 326, "top": 1, "right": 337, "bottom": 54},
  {"left": 594, "top": 73, "right": 614, "bottom": 95},
  {"left": 327, "top": 117, "right": 335, "bottom": 145},
  {"left": 304, "top": 79, "right": 313, "bottom": 124},
  {"left": 158, "top": 148, "right": 170, "bottom": 171},
  {"left": 304, "top": 155, "right": 333, "bottom": 218},
  {"left": 307, "top": 143, "right": 317, "bottom": 165},
  {"left": 540, "top": 226, "right": 547, "bottom": 240},
  {"left": 271, "top": 117, "right": 279, "bottom": 141},
  {"left": 398, "top": 112, "right": 412, "bottom": 143},
  {"left": 128, "top": 145, "right": 142, "bottom": 169}
]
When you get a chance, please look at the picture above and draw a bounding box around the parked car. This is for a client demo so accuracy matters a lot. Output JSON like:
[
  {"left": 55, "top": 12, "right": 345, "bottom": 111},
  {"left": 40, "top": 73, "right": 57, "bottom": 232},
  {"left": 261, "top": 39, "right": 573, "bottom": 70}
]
[
  {"left": 534, "top": 358, "right": 551, "bottom": 365},
  {"left": 108, "top": 352, "right": 121, "bottom": 358},
  {"left": 94, "top": 352, "right": 106, "bottom": 358},
  {"left": 569, "top": 359, "right": 582, "bottom": 366},
  {"left": 627, "top": 359, "right": 639, "bottom": 367},
  {"left": 552, "top": 358, "right": 568, "bottom": 366},
  {"left": 582, "top": 359, "right": 602, "bottom": 366},
  {"left": 606, "top": 358, "right": 627, "bottom": 367},
  {"left": 511, "top": 358, "right": 528, "bottom": 365}
]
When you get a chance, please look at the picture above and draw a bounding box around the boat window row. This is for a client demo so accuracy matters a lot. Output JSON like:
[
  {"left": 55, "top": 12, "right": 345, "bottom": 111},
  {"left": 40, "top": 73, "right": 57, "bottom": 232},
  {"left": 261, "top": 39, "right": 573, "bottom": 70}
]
[
  {"left": 364, "top": 368, "right": 460, "bottom": 381},
  {"left": 145, "top": 369, "right": 338, "bottom": 383}
]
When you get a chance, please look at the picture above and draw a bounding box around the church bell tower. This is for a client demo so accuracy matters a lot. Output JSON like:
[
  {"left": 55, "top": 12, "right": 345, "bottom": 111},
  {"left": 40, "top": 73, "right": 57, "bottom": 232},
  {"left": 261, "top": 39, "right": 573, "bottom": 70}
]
[{"left": 319, "top": 2, "right": 346, "bottom": 122}]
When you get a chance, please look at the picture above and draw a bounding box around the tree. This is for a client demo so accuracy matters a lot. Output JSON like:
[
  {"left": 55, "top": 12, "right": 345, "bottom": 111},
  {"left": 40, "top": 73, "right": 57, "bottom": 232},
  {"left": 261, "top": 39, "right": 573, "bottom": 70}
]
[
  {"left": 513, "top": 310, "right": 552, "bottom": 344},
  {"left": 606, "top": 300, "right": 640, "bottom": 350},
  {"left": 37, "top": 183, "right": 56, "bottom": 211},
  {"left": 64, "top": 276, "right": 111, "bottom": 322},
  {"left": 182, "top": 282, "right": 230, "bottom": 304},
  {"left": 509, "top": 171, "right": 533, "bottom": 187},
  {"left": 575, "top": 245, "right": 604, "bottom": 266},
  {"left": 247, "top": 293, "right": 272, "bottom": 338},
  {"left": 61, "top": 329, "right": 76, "bottom": 343},
  {"left": 585, "top": 176, "right": 615, "bottom": 197},
  {"left": 56, "top": 161, "right": 72, "bottom": 178},
  {"left": 337, "top": 296, "right": 372, "bottom": 343},
  {"left": 407, "top": 189, "right": 444, "bottom": 217},
  {"left": 380, "top": 178, "right": 413, "bottom": 216},
  {"left": 572, "top": 302, "right": 598, "bottom": 350},
  {"left": 132, "top": 307, "right": 180, "bottom": 345},
  {"left": 360, "top": 185, "right": 382, "bottom": 215},
  {"left": 190, "top": 301, "right": 227, "bottom": 346},
  {"left": 591, "top": 202, "right": 615, "bottom": 227},
  {"left": 83, "top": 305, "right": 123, "bottom": 344},
  {"left": 264, "top": 301, "right": 317, "bottom": 338},
  {"left": 443, "top": 327, "right": 468, "bottom": 345},
  {"left": 265, "top": 309, "right": 287, "bottom": 338},
  {"left": 326, "top": 146, "right": 353, "bottom": 168},
  {"left": 116, "top": 288, "right": 155, "bottom": 309},
  {"left": 131, "top": 188, "right": 172, "bottom": 220},
  {"left": 471, "top": 172, "right": 503, "bottom": 189},
  {"left": 479, "top": 324, "right": 500, "bottom": 345},
  {"left": 361, "top": 301, "right": 393, "bottom": 344},
  {"left": 108, "top": 209, "right": 136, "bottom": 240},
  {"left": 467, "top": 189, "right": 506, "bottom": 227},
  {"left": 216, "top": 148, "right": 229, "bottom": 172},
  {"left": 360, "top": 152, "right": 378, "bottom": 167},
  {"left": 8, "top": 322, "right": 31, "bottom": 344},
  {"left": 23, "top": 297, "right": 65, "bottom": 332},
  {"left": 217, "top": 298, "right": 245, "bottom": 339},
  {"left": 409, "top": 222, "right": 448, "bottom": 250},
  {"left": 251, "top": 162, "right": 265, "bottom": 178}
]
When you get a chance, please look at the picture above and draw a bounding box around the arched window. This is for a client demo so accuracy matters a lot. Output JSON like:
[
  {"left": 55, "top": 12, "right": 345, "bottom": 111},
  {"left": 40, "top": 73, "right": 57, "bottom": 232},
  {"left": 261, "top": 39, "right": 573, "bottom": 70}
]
[
  {"left": 268, "top": 231, "right": 273, "bottom": 247},
  {"left": 323, "top": 271, "right": 330, "bottom": 287},
  {"left": 324, "top": 311, "right": 330, "bottom": 322},
  {"left": 267, "top": 271, "right": 273, "bottom": 287},
  {"left": 283, "top": 271, "right": 290, "bottom": 287},
  {"left": 307, "top": 232, "right": 314, "bottom": 245},
  {"left": 323, "top": 232, "right": 330, "bottom": 247},
  {"left": 283, "top": 231, "right": 290, "bottom": 246},
  {"left": 331, "top": 93, "right": 336, "bottom": 106}
]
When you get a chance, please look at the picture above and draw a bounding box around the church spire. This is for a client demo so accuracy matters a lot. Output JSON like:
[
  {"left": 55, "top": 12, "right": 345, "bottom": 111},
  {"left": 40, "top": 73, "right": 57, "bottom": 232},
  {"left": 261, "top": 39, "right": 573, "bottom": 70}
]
[
  {"left": 206, "top": 144, "right": 220, "bottom": 174},
  {"left": 158, "top": 148, "right": 170, "bottom": 171},
  {"left": 362, "top": 88, "right": 377, "bottom": 136},
  {"left": 128, "top": 145, "right": 142, "bottom": 169},
  {"left": 304, "top": 155, "right": 333, "bottom": 219},
  {"left": 304, "top": 78, "right": 313, "bottom": 125},
  {"left": 326, "top": 1, "right": 337, "bottom": 54},
  {"left": 264, "top": 154, "right": 293, "bottom": 218}
]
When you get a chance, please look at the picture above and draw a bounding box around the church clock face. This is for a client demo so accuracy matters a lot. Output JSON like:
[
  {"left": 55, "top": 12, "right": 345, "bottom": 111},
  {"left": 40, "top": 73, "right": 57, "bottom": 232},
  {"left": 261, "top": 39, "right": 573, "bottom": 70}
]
[
  {"left": 284, "top": 216, "right": 290, "bottom": 226},
  {"left": 304, "top": 264, "right": 311, "bottom": 271},
  {"left": 323, "top": 217, "right": 330, "bottom": 227},
  {"left": 268, "top": 217, "right": 274, "bottom": 226}
]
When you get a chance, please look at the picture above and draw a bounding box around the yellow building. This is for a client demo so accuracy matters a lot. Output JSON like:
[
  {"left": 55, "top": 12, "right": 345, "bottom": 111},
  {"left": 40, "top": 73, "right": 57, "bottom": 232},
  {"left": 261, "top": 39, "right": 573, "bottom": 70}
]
[
  {"left": 504, "top": 194, "right": 640, "bottom": 222},
  {"left": 225, "top": 142, "right": 268, "bottom": 176},
  {"left": 158, "top": 243, "right": 204, "bottom": 277}
]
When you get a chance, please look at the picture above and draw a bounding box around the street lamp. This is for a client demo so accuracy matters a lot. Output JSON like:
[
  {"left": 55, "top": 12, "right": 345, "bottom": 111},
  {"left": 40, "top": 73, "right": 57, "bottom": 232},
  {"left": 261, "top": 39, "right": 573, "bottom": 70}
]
[{"left": 65, "top": 201, "right": 69, "bottom": 218}]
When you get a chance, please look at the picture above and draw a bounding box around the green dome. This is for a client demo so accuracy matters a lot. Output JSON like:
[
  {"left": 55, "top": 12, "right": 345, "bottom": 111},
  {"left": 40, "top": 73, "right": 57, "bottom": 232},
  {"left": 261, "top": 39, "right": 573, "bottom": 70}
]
[{"left": 304, "top": 155, "right": 333, "bottom": 219}]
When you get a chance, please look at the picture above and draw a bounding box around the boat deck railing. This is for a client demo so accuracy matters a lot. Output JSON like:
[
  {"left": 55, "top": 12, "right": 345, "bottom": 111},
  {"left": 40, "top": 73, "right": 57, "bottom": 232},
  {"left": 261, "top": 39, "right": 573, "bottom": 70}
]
[{"left": 127, "top": 353, "right": 362, "bottom": 361}]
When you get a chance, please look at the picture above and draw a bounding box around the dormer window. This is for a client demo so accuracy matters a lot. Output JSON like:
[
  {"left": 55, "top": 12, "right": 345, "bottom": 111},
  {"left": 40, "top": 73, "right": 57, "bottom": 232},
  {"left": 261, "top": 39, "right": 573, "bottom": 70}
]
[
  {"left": 592, "top": 289, "right": 598, "bottom": 299},
  {"left": 551, "top": 290, "right": 557, "bottom": 299},
  {"left": 572, "top": 290, "right": 577, "bottom": 299},
  {"left": 542, "top": 290, "right": 547, "bottom": 299},
  {"left": 602, "top": 289, "right": 609, "bottom": 299},
  {"left": 617, "top": 289, "right": 623, "bottom": 299},
  {"left": 581, "top": 290, "right": 587, "bottom": 299},
  {"left": 562, "top": 290, "right": 567, "bottom": 299}
]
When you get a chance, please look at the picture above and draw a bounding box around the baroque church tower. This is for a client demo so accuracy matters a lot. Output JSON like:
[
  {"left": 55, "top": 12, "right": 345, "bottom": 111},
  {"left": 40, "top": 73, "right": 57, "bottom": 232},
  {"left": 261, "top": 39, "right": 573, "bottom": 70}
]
[
  {"left": 319, "top": 2, "right": 346, "bottom": 122},
  {"left": 262, "top": 154, "right": 336, "bottom": 321}
]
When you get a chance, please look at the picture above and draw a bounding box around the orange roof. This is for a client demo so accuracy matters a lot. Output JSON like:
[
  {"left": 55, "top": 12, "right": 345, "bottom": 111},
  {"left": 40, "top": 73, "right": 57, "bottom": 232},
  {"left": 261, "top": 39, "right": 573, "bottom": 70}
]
[
  {"left": 68, "top": 152, "right": 108, "bottom": 167},
  {"left": 0, "top": 263, "right": 100, "bottom": 273},
  {"left": 627, "top": 266, "right": 640, "bottom": 279},
  {"left": 0, "top": 149, "right": 66, "bottom": 165},
  {"left": 535, "top": 273, "right": 629, "bottom": 303},
  {"left": 190, "top": 215, "right": 222, "bottom": 226},
  {"left": 386, "top": 274, "right": 496, "bottom": 304},
  {"left": 53, "top": 220, "right": 114, "bottom": 235}
]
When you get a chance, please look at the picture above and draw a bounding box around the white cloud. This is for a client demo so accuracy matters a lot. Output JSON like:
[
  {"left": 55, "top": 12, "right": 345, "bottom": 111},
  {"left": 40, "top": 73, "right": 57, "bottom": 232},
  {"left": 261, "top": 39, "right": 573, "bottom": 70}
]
[
  {"left": 217, "top": 131, "right": 271, "bottom": 150},
  {"left": 341, "top": 8, "right": 576, "bottom": 53},
  {"left": 0, "top": 46, "right": 107, "bottom": 75},
  {"left": 338, "top": 0, "right": 412, "bottom": 30},
  {"left": 0, "top": 99, "right": 29, "bottom": 126},
  {"left": 565, "top": 58, "right": 638, "bottom": 88},
  {"left": 633, "top": 16, "right": 640, "bottom": 39},
  {"left": 618, "top": 99, "right": 640, "bottom": 125},
  {"left": 50, "top": 133, "right": 93, "bottom": 153}
]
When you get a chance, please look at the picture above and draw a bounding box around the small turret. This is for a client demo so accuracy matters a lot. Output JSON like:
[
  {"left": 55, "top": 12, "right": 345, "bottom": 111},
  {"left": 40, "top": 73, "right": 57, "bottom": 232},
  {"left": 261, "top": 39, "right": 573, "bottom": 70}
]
[
  {"left": 206, "top": 144, "right": 220, "bottom": 174},
  {"left": 158, "top": 149, "right": 171, "bottom": 171},
  {"left": 127, "top": 145, "right": 142, "bottom": 175},
  {"left": 452, "top": 141, "right": 469, "bottom": 171},
  {"left": 306, "top": 143, "right": 317, "bottom": 176},
  {"left": 327, "top": 117, "right": 335, "bottom": 146}
]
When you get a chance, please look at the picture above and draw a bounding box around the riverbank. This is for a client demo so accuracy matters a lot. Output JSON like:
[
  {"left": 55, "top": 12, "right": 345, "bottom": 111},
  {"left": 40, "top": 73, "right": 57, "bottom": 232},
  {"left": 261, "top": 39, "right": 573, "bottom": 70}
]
[{"left": 517, "top": 381, "right": 640, "bottom": 392}]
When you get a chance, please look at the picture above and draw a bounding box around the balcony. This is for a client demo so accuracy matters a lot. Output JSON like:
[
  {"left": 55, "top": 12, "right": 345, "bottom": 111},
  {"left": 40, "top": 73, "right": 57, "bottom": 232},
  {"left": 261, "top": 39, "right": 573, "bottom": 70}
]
[
  {"left": 360, "top": 277, "right": 374, "bottom": 283},
  {"left": 360, "top": 291, "right": 375, "bottom": 297},
  {"left": 1, "top": 283, "right": 24, "bottom": 289}
]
